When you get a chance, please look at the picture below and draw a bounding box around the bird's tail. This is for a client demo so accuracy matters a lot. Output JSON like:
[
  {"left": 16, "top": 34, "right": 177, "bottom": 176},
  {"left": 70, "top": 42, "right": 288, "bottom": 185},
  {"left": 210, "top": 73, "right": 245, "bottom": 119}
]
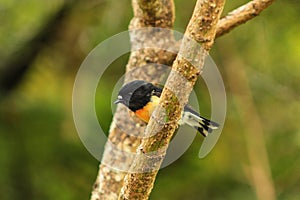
[{"left": 180, "top": 106, "right": 219, "bottom": 137}]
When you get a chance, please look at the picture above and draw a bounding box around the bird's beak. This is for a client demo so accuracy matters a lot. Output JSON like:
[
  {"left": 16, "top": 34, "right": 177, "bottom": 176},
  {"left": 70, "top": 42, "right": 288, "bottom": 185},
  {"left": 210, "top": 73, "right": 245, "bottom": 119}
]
[
  {"left": 114, "top": 95, "right": 123, "bottom": 104},
  {"left": 114, "top": 99, "right": 121, "bottom": 104}
]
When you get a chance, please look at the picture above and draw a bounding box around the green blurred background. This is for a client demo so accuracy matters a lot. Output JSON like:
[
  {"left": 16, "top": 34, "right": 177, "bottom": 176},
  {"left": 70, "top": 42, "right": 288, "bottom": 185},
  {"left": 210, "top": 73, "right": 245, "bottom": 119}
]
[{"left": 1, "top": 0, "right": 300, "bottom": 199}]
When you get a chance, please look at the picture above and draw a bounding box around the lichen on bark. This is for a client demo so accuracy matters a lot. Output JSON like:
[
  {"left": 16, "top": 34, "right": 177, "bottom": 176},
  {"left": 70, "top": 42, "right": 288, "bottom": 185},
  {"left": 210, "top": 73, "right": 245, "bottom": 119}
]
[
  {"left": 118, "top": 0, "right": 226, "bottom": 199},
  {"left": 90, "top": 0, "right": 176, "bottom": 200},
  {"left": 90, "top": 0, "right": 276, "bottom": 199}
]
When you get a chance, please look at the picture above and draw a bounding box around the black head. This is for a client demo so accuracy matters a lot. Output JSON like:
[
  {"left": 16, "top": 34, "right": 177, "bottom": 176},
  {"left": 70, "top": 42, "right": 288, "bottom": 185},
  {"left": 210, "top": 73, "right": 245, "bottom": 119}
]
[{"left": 114, "top": 80, "right": 161, "bottom": 112}]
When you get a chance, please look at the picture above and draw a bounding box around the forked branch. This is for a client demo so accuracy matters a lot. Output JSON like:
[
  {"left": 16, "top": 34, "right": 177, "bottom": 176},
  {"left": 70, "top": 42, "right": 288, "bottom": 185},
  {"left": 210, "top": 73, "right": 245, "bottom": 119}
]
[
  {"left": 90, "top": 0, "right": 275, "bottom": 199},
  {"left": 118, "top": 0, "right": 225, "bottom": 199}
]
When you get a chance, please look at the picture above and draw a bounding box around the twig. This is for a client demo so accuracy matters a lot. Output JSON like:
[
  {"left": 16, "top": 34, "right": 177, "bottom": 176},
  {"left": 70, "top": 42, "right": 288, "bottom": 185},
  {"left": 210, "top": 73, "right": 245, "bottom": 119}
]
[
  {"left": 91, "top": 0, "right": 276, "bottom": 199},
  {"left": 216, "top": 0, "right": 275, "bottom": 37}
]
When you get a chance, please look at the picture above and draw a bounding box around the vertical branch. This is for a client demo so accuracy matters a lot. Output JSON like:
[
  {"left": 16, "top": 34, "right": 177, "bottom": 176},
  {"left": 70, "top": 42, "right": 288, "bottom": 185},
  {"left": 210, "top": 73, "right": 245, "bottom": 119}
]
[
  {"left": 118, "top": 0, "right": 225, "bottom": 199},
  {"left": 90, "top": 0, "right": 276, "bottom": 199},
  {"left": 90, "top": 1, "right": 176, "bottom": 200},
  {"left": 221, "top": 39, "right": 276, "bottom": 200}
]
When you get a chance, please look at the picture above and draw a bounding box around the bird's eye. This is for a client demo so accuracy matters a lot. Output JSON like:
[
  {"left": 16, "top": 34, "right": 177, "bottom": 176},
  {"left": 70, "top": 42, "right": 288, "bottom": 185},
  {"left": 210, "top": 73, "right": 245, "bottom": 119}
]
[{"left": 118, "top": 95, "right": 122, "bottom": 99}]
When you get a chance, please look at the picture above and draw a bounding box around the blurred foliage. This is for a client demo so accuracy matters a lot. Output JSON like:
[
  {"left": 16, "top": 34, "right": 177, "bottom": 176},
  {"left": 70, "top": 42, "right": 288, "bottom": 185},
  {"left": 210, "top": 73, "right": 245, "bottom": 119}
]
[{"left": 0, "top": 0, "right": 300, "bottom": 200}]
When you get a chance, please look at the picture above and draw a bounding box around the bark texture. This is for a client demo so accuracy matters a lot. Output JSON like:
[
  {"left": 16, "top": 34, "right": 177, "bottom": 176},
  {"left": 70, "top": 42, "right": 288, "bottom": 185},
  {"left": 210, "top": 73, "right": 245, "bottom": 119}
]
[
  {"left": 216, "top": 0, "right": 275, "bottom": 37},
  {"left": 90, "top": 1, "right": 276, "bottom": 200},
  {"left": 90, "top": 1, "right": 176, "bottom": 200},
  {"left": 118, "top": 0, "right": 225, "bottom": 199}
]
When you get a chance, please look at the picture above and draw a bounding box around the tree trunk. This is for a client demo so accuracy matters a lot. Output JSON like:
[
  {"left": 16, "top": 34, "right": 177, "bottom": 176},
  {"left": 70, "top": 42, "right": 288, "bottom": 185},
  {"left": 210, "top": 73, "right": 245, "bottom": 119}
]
[
  {"left": 118, "top": 0, "right": 225, "bottom": 199},
  {"left": 90, "top": 0, "right": 275, "bottom": 199}
]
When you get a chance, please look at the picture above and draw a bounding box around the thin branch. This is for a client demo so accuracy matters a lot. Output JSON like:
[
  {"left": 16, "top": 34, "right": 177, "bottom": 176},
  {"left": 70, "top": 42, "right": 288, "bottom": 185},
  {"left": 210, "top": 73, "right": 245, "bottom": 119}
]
[
  {"left": 118, "top": 0, "right": 225, "bottom": 199},
  {"left": 90, "top": 1, "right": 176, "bottom": 199},
  {"left": 91, "top": 0, "right": 276, "bottom": 199},
  {"left": 216, "top": 0, "right": 275, "bottom": 37},
  {"left": 220, "top": 38, "right": 276, "bottom": 200}
]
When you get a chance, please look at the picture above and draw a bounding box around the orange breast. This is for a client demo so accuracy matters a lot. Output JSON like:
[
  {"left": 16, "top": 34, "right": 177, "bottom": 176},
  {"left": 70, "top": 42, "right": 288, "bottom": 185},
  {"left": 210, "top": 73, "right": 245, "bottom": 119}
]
[
  {"left": 135, "top": 102, "right": 152, "bottom": 122},
  {"left": 135, "top": 96, "right": 160, "bottom": 123}
]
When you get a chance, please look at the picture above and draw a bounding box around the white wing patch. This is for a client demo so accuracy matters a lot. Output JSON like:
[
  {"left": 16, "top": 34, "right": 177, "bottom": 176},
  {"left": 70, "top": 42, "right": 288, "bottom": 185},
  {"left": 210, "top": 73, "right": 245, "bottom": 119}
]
[{"left": 179, "top": 110, "right": 219, "bottom": 137}]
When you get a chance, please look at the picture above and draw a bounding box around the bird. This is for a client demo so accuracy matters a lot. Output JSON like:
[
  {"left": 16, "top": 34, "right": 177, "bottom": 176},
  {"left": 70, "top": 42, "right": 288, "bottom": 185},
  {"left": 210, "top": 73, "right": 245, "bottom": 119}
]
[{"left": 114, "top": 80, "right": 219, "bottom": 137}]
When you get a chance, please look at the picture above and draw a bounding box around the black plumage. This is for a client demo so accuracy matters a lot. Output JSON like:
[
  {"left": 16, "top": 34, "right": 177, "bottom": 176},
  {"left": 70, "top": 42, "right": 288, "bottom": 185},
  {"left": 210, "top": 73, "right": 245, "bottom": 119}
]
[{"left": 115, "top": 80, "right": 219, "bottom": 137}]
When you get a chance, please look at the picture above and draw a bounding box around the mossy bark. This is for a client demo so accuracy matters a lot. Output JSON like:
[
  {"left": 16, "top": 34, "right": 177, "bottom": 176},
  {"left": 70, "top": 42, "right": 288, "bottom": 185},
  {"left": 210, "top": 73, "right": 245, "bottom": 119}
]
[
  {"left": 118, "top": 0, "right": 225, "bottom": 199},
  {"left": 90, "top": 1, "right": 176, "bottom": 200},
  {"left": 90, "top": 0, "right": 275, "bottom": 199}
]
